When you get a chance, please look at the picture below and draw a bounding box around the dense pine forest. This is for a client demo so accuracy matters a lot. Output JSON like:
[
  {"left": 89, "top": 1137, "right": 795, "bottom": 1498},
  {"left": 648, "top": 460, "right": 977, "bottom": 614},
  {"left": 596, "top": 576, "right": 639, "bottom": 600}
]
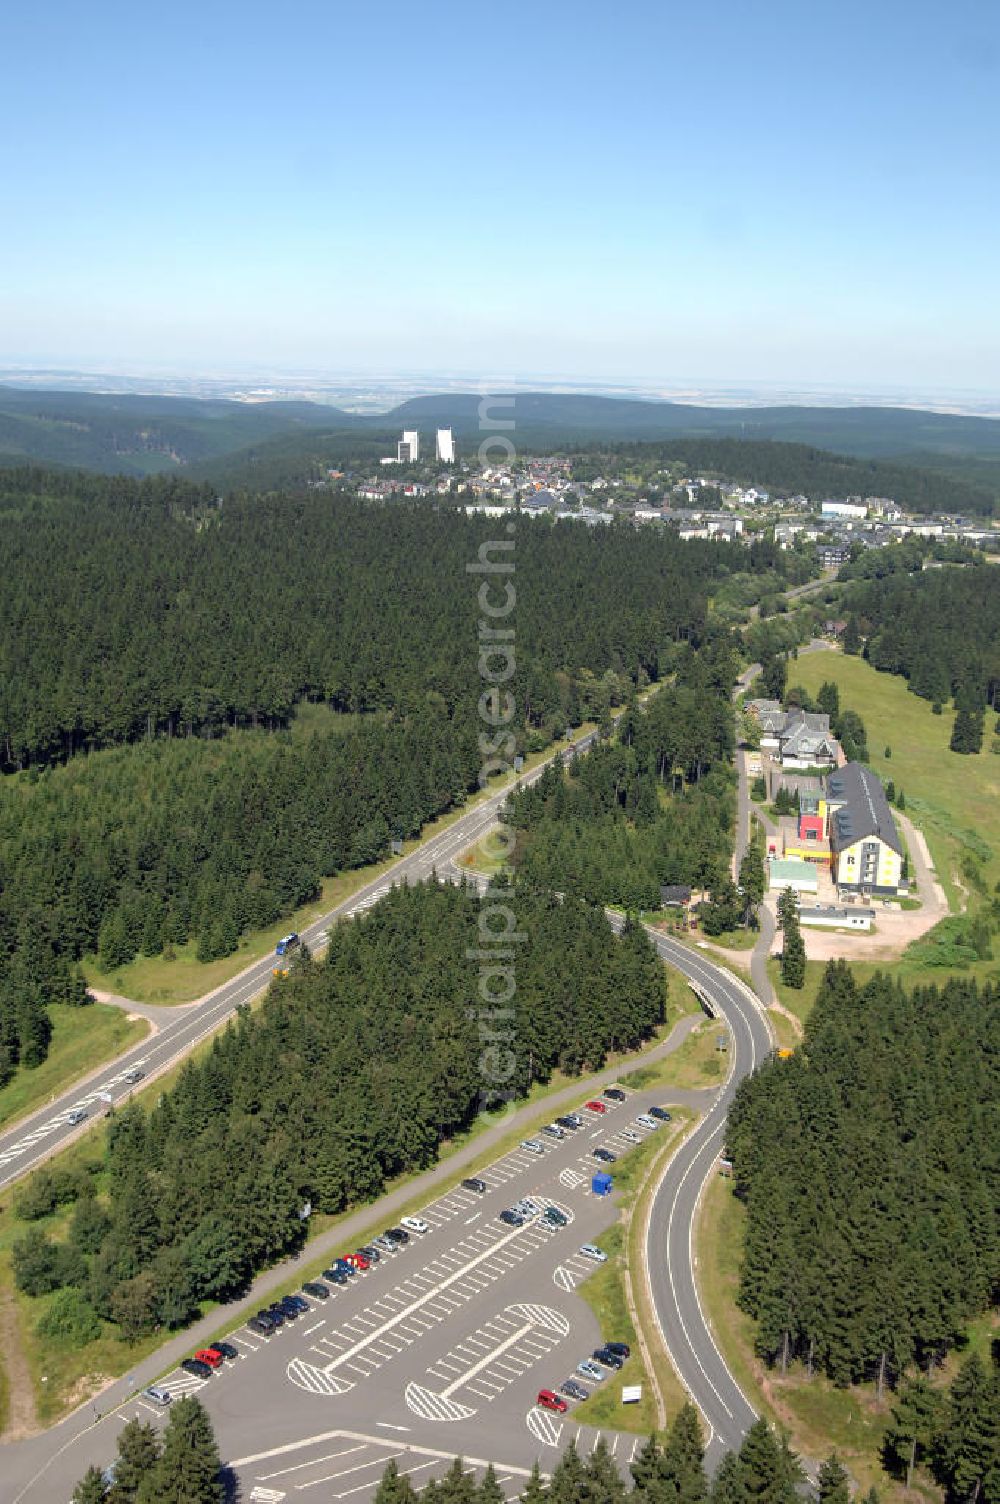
[
  {"left": 13, "top": 882, "right": 665, "bottom": 1339},
  {"left": 507, "top": 641, "right": 736, "bottom": 907},
  {"left": 726, "top": 962, "right": 999, "bottom": 1388},
  {"left": 844, "top": 564, "right": 1000, "bottom": 708},
  {"left": 0, "top": 467, "right": 739, "bottom": 770},
  {"left": 0, "top": 464, "right": 750, "bottom": 1077}
]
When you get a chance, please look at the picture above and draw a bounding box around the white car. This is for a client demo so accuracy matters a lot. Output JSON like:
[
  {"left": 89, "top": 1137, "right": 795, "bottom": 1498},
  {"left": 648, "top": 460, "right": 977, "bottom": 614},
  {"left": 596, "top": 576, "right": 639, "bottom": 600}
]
[
  {"left": 579, "top": 1243, "right": 608, "bottom": 1263},
  {"left": 521, "top": 1139, "right": 545, "bottom": 1155},
  {"left": 400, "top": 1216, "right": 429, "bottom": 1235},
  {"left": 635, "top": 1114, "right": 659, "bottom": 1129}
]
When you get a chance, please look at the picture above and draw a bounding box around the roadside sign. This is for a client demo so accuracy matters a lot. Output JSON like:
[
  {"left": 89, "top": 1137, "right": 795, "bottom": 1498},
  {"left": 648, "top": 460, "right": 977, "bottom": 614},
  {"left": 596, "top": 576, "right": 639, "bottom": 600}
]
[{"left": 622, "top": 1384, "right": 642, "bottom": 1404}]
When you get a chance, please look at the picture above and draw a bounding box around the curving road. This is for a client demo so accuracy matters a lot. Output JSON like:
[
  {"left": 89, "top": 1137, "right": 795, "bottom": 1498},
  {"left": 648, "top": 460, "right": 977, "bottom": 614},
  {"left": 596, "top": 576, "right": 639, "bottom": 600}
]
[{"left": 640, "top": 929, "right": 772, "bottom": 1461}]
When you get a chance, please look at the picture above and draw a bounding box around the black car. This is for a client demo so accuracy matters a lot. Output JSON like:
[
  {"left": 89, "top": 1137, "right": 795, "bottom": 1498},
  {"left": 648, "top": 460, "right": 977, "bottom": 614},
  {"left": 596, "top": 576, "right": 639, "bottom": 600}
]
[
  {"left": 499, "top": 1208, "right": 524, "bottom": 1226},
  {"left": 302, "top": 1281, "right": 330, "bottom": 1300},
  {"left": 181, "top": 1358, "right": 214, "bottom": 1380},
  {"left": 593, "top": 1346, "right": 624, "bottom": 1370},
  {"left": 210, "top": 1341, "right": 239, "bottom": 1360},
  {"left": 276, "top": 1298, "right": 301, "bottom": 1320},
  {"left": 462, "top": 1177, "right": 487, "bottom": 1194},
  {"left": 323, "top": 1266, "right": 349, "bottom": 1285},
  {"left": 593, "top": 1147, "right": 617, "bottom": 1164},
  {"left": 556, "top": 1115, "right": 581, "bottom": 1131},
  {"left": 603, "top": 1087, "right": 626, "bottom": 1102},
  {"left": 543, "top": 1206, "right": 569, "bottom": 1227},
  {"left": 560, "top": 1378, "right": 589, "bottom": 1401},
  {"left": 359, "top": 1244, "right": 382, "bottom": 1263},
  {"left": 287, "top": 1295, "right": 310, "bottom": 1312},
  {"left": 263, "top": 1305, "right": 285, "bottom": 1327},
  {"left": 248, "top": 1314, "right": 274, "bottom": 1336},
  {"left": 606, "top": 1341, "right": 631, "bottom": 1360},
  {"left": 384, "top": 1226, "right": 409, "bottom": 1244},
  {"left": 649, "top": 1106, "right": 672, "bottom": 1122}
]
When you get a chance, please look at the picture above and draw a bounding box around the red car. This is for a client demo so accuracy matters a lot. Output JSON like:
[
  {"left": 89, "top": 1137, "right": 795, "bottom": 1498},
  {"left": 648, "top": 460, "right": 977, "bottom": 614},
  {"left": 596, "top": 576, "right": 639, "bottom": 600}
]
[
  {"left": 537, "top": 1389, "right": 568, "bottom": 1413},
  {"left": 584, "top": 1099, "right": 607, "bottom": 1114},
  {"left": 345, "top": 1252, "right": 370, "bottom": 1271},
  {"left": 194, "top": 1348, "right": 224, "bottom": 1370}
]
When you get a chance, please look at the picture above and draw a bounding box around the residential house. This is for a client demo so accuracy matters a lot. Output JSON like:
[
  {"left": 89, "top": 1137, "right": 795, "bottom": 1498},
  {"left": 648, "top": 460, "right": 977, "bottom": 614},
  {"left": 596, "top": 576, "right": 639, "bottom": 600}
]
[{"left": 778, "top": 710, "right": 840, "bottom": 769}]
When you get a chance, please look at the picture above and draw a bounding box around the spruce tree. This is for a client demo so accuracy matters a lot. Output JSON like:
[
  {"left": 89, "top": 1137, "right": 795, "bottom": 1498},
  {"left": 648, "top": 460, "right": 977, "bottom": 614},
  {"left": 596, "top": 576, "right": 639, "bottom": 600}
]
[
  {"left": 72, "top": 1468, "right": 109, "bottom": 1504},
  {"left": 109, "top": 1416, "right": 161, "bottom": 1502},
  {"left": 136, "top": 1396, "right": 222, "bottom": 1504},
  {"left": 816, "top": 1454, "right": 850, "bottom": 1504},
  {"left": 477, "top": 1464, "right": 506, "bottom": 1504},
  {"left": 374, "top": 1457, "right": 419, "bottom": 1503},
  {"left": 520, "top": 1461, "right": 549, "bottom": 1503},
  {"left": 885, "top": 1377, "right": 941, "bottom": 1489},
  {"left": 585, "top": 1437, "right": 628, "bottom": 1502},
  {"left": 660, "top": 1402, "right": 708, "bottom": 1504}
]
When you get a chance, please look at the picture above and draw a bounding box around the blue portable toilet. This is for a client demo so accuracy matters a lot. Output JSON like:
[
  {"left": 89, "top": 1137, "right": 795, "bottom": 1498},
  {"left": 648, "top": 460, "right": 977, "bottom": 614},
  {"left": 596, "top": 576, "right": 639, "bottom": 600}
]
[{"left": 592, "top": 1172, "right": 613, "bottom": 1196}]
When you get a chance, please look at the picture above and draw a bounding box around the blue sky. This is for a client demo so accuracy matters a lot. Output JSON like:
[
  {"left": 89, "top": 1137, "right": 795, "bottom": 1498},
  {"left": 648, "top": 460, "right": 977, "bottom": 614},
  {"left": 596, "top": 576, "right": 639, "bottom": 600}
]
[{"left": 1, "top": 0, "right": 998, "bottom": 391}]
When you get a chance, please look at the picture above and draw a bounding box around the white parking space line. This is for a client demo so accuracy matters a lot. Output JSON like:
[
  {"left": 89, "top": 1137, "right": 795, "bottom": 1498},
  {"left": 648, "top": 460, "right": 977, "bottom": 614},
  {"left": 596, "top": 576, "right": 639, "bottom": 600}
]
[{"left": 259, "top": 1444, "right": 369, "bottom": 1480}]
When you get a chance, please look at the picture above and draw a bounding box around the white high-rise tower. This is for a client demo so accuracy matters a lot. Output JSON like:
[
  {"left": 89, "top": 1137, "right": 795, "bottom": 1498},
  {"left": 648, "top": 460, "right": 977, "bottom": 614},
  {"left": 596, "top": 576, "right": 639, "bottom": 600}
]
[
  {"left": 436, "top": 428, "right": 455, "bottom": 464},
  {"left": 398, "top": 429, "right": 420, "bottom": 463}
]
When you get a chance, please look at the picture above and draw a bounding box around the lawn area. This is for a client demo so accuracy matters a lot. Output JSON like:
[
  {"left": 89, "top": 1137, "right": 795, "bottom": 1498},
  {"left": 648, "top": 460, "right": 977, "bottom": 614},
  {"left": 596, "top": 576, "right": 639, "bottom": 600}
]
[
  {"left": 696, "top": 1175, "right": 927, "bottom": 1504},
  {"left": 457, "top": 826, "right": 515, "bottom": 878},
  {"left": 791, "top": 649, "right": 1000, "bottom": 896},
  {"left": 0, "top": 1005, "right": 148, "bottom": 1133},
  {"left": 621, "top": 1015, "right": 727, "bottom": 1093}
]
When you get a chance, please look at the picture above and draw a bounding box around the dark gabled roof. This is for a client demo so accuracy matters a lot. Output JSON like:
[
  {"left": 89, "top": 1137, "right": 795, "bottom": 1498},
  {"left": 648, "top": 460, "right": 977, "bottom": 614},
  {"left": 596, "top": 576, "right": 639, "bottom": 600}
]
[
  {"left": 826, "top": 761, "right": 902, "bottom": 855},
  {"left": 660, "top": 885, "right": 692, "bottom": 904}
]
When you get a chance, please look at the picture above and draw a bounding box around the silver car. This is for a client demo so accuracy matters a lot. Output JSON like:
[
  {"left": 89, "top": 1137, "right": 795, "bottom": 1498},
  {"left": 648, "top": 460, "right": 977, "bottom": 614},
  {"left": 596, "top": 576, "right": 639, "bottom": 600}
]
[
  {"left": 577, "top": 1359, "right": 605, "bottom": 1381},
  {"left": 520, "top": 1138, "right": 545, "bottom": 1155}
]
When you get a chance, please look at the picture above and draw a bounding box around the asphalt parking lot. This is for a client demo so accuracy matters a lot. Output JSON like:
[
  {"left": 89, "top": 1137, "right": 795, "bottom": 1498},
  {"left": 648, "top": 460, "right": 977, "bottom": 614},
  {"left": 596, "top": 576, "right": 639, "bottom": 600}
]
[{"left": 31, "top": 1080, "right": 696, "bottom": 1504}]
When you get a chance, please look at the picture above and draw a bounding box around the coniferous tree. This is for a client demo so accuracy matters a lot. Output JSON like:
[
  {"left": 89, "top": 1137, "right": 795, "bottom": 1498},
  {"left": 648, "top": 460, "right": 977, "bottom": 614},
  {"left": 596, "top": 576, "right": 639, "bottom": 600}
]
[
  {"left": 816, "top": 1454, "right": 850, "bottom": 1504},
  {"left": 135, "top": 1396, "right": 222, "bottom": 1504},
  {"left": 109, "top": 1416, "right": 161, "bottom": 1503},
  {"left": 72, "top": 1469, "right": 108, "bottom": 1504}
]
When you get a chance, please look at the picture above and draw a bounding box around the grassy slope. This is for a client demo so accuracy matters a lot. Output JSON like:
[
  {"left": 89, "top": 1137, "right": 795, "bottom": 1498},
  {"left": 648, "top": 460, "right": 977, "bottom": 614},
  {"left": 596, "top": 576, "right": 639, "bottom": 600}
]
[
  {"left": 0, "top": 1005, "right": 148, "bottom": 1133},
  {"left": 791, "top": 649, "right": 1000, "bottom": 893}
]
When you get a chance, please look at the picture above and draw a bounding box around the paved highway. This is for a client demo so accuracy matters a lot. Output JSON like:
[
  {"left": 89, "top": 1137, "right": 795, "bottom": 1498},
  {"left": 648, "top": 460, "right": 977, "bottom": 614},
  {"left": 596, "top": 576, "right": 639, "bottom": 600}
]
[{"left": 0, "top": 732, "right": 599, "bottom": 1195}]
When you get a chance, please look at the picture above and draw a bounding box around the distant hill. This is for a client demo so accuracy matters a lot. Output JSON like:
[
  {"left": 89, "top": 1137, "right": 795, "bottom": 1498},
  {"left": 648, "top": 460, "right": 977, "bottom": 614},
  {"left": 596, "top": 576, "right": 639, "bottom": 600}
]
[
  {"left": 1, "top": 385, "right": 999, "bottom": 497},
  {"left": 0, "top": 386, "right": 341, "bottom": 475}
]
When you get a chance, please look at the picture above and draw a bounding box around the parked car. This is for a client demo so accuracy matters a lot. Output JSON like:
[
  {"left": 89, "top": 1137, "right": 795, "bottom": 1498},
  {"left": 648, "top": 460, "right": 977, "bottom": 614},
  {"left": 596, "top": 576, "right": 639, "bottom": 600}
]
[
  {"left": 66, "top": 1109, "right": 88, "bottom": 1126},
  {"left": 521, "top": 1138, "right": 544, "bottom": 1155},
  {"left": 603, "top": 1087, "right": 626, "bottom": 1102},
  {"left": 277, "top": 1297, "right": 301, "bottom": 1319},
  {"left": 635, "top": 1114, "right": 659, "bottom": 1129},
  {"left": 372, "top": 1235, "right": 396, "bottom": 1252},
  {"left": 536, "top": 1389, "right": 568, "bottom": 1413},
  {"left": 345, "top": 1253, "right": 370, "bottom": 1271},
  {"left": 593, "top": 1147, "right": 617, "bottom": 1163},
  {"left": 143, "top": 1385, "right": 172, "bottom": 1406},
  {"left": 594, "top": 1346, "right": 624, "bottom": 1370},
  {"left": 400, "top": 1216, "right": 429, "bottom": 1235},
  {"left": 543, "top": 1205, "right": 568, "bottom": 1227},
  {"left": 384, "top": 1227, "right": 409, "bottom": 1244},
  {"left": 541, "top": 1124, "right": 564, "bottom": 1140},
  {"left": 181, "top": 1358, "right": 214, "bottom": 1380},
  {"left": 323, "top": 1266, "right": 349, "bottom": 1285},
  {"left": 579, "top": 1244, "right": 608, "bottom": 1263},
  {"left": 330, "top": 1258, "right": 355, "bottom": 1277},
  {"left": 576, "top": 1359, "right": 605, "bottom": 1381},
  {"left": 208, "top": 1341, "right": 238, "bottom": 1361},
  {"left": 286, "top": 1295, "right": 309, "bottom": 1313},
  {"left": 649, "top": 1106, "right": 672, "bottom": 1122},
  {"left": 560, "top": 1378, "right": 589, "bottom": 1401},
  {"left": 359, "top": 1244, "right": 381, "bottom": 1263},
  {"left": 303, "top": 1281, "right": 330, "bottom": 1299},
  {"left": 193, "top": 1348, "right": 223, "bottom": 1369},
  {"left": 584, "top": 1099, "right": 607, "bottom": 1114},
  {"left": 606, "top": 1341, "right": 631, "bottom": 1359},
  {"left": 515, "top": 1197, "right": 543, "bottom": 1217},
  {"left": 557, "top": 1113, "right": 584, "bottom": 1130},
  {"left": 248, "top": 1314, "right": 275, "bottom": 1335},
  {"left": 621, "top": 1129, "right": 641, "bottom": 1143},
  {"left": 499, "top": 1208, "right": 525, "bottom": 1227},
  {"left": 263, "top": 1305, "right": 284, "bottom": 1327},
  {"left": 461, "top": 1177, "right": 488, "bottom": 1194}
]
